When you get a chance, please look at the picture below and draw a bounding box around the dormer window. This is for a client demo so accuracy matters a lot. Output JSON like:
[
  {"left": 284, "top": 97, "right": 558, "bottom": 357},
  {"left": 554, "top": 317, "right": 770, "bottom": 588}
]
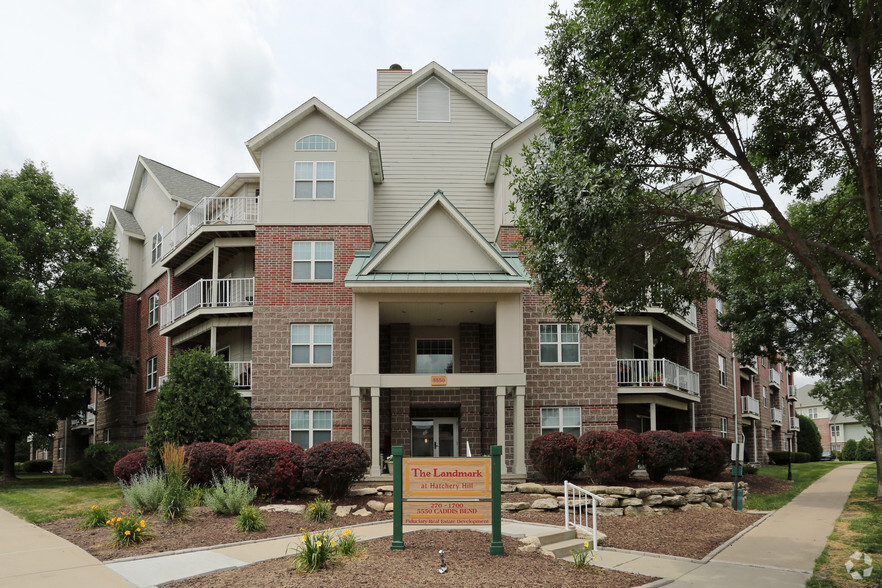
[
  {"left": 417, "top": 78, "right": 450, "bottom": 122},
  {"left": 295, "top": 134, "right": 336, "bottom": 151}
]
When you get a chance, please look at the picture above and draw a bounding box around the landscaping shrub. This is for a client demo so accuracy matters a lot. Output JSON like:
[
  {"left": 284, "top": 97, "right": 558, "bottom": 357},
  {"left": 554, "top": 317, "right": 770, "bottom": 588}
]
[
  {"left": 791, "top": 451, "right": 811, "bottom": 463},
  {"left": 185, "top": 442, "right": 231, "bottom": 485},
  {"left": 742, "top": 463, "right": 759, "bottom": 474},
  {"left": 121, "top": 469, "right": 166, "bottom": 512},
  {"left": 577, "top": 431, "right": 639, "bottom": 484},
  {"left": 683, "top": 432, "right": 728, "bottom": 480},
  {"left": 797, "top": 414, "right": 823, "bottom": 461},
  {"left": 857, "top": 437, "right": 876, "bottom": 461},
  {"left": 228, "top": 439, "right": 306, "bottom": 499},
  {"left": 21, "top": 459, "right": 53, "bottom": 473},
  {"left": 303, "top": 441, "right": 371, "bottom": 499},
  {"left": 113, "top": 447, "right": 148, "bottom": 483},
  {"left": 108, "top": 512, "right": 153, "bottom": 547},
  {"left": 305, "top": 497, "right": 333, "bottom": 523},
  {"left": 841, "top": 439, "right": 858, "bottom": 461},
  {"left": 528, "top": 432, "right": 583, "bottom": 483},
  {"left": 159, "top": 443, "right": 188, "bottom": 522},
  {"left": 82, "top": 442, "right": 135, "bottom": 481},
  {"left": 638, "top": 430, "right": 689, "bottom": 482},
  {"left": 79, "top": 504, "right": 111, "bottom": 529},
  {"left": 236, "top": 505, "right": 266, "bottom": 533},
  {"left": 203, "top": 472, "right": 257, "bottom": 515},
  {"left": 767, "top": 450, "right": 811, "bottom": 465}
]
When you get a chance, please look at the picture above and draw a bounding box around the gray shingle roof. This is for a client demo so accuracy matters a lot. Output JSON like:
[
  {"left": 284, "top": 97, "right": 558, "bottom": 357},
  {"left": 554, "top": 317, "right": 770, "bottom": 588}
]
[
  {"left": 141, "top": 158, "right": 218, "bottom": 204},
  {"left": 109, "top": 205, "right": 144, "bottom": 237}
]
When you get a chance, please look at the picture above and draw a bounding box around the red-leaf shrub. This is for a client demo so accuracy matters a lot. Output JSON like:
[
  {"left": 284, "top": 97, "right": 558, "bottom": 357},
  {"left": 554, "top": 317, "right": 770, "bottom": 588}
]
[
  {"left": 228, "top": 439, "right": 306, "bottom": 499},
  {"left": 639, "top": 430, "right": 689, "bottom": 482},
  {"left": 185, "top": 442, "right": 231, "bottom": 485},
  {"left": 303, "top": 441, "right": 371, "bottom": 499},
  {"left": 577, "top": 431, "right": 639, "bottom": 484},
  {"left": 529, "top": 432, "right": 583, "bottom": 483},
  {"left": 113, "top": 447, "right": 148, "bottom": 483},
  {"left": 683, "top": 432, "right": 728, "bottom": 480}
]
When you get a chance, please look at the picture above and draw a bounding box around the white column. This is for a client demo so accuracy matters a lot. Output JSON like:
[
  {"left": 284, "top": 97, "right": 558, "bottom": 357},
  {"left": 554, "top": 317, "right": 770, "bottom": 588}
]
[
  {"left": 650, "top": 402, "right": 657, "bottom": 431},
  {"left": 647, "top": 324, "right": 655, "bottom": 361},
  {"left": 370, "top": 387, "right": 381, "bottom": 476},
  {"left": 210, "top": 326, "right": 217, "bottom": 354},
  {"left": 496, "top": 386, "right": 507, "bottom": 474},
  {"left": 211, "top": 246, "right": 219, "bottom": 306},
  {"left": 513, "top": 386, "right": 526, "bottom": 475},
  {"left": 350, "top": 387, "right": 362, "bottom": 445}
]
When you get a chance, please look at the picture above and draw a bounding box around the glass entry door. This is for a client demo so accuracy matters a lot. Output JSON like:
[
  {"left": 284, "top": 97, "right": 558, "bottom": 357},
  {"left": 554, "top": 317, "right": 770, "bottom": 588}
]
[{"left": 411, "top": 418, "right": 459, "bottom": 457}]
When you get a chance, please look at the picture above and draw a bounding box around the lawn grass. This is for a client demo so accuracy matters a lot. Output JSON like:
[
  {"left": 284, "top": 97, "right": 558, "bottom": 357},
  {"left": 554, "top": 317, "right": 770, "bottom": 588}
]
[
  {"left": 744, "top": 461, "right": 847, "bottom": 511},
  {"left": 808, "top": 464, "right": 882, "bottom": 587},
  {"left": 0, "top": 473, "right": 124, "bottom": 523}
]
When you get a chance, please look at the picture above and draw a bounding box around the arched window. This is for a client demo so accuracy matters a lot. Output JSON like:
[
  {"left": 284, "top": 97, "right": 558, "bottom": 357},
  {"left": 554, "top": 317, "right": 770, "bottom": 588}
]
[{"left": 295, "top": 134, "right": 336, "bottom": 151}]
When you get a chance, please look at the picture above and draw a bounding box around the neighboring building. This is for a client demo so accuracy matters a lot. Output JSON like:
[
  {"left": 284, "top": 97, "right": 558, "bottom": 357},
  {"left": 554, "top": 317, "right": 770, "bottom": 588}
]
[
  {"left": 795, "top": 384, "right": 870, "bottom": 452},
  {"left": 52, "top": 62, "right": 798, "bottom": 474}
]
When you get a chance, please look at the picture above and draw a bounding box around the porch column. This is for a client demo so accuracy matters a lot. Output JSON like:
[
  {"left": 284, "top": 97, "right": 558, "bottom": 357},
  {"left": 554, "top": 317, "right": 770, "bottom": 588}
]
[
  {"left": 649, "top": 402, "right": 657, "bottom": 431},
  {"left": 211, "top": 246, "right": 219, "bottom": 306},
  {"left": 370, "top": 387, "right": 381, "bottom": 476},
  {"left": 513, "top": 386, "right": 526, "bottom": 475},
  {"left": 350, "top": 387, "right": 362, "bottom": 445},
  {"left": 210, "top": 326, "right": 217, "bottom": 354},
  {"left": 495, "top": 386, "right": 507, "bottom": 474},
  {"left": 646, "top": 323, "right": 655, "bottom": 361}
]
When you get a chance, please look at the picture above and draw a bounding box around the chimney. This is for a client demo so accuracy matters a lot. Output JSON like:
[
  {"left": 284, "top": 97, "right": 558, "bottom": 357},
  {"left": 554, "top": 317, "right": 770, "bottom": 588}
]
[
  {"left": 452, "top": 69, "right": 488, "bottom": 97},
  {"left": 377, "top": 63, "right": 412, "bottom": 96}
]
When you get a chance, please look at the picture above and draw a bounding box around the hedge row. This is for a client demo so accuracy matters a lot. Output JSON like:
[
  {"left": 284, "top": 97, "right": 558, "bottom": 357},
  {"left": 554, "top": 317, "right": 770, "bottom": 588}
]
[
  {"left": 113, "top": 440, "right": 370, "bottom": 500},
  {"left": 530, "top": 429, "right": 730, "bottom": 484},
  {"left": 767, "top": 450, "right": 812, "bottom": 465}
]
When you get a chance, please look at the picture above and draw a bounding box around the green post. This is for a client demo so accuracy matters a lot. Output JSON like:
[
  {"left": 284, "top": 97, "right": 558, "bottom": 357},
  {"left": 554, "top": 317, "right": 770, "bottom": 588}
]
[
  {"left": 391, "top": 446, "right": 404, "bottom": 550},
  {"left": 489, "top": 445, "right": 504, "bottom": 555}
]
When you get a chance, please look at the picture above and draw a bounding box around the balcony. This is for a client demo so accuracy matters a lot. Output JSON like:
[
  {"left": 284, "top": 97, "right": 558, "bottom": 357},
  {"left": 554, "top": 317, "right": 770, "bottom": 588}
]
[
  {"left": 161, "top": 196, "right": 258, "bottom": 266},
  {"left": 160, "top": 278, "right": 254, "bottom": 335},
  {"left": 786, "top": 384, "right": 798, "bottom": 400},
  {"left": 739, "top": 356, "right": 758, "bottom": 375},
  {"left": 616, "top": 358, "right": 700, "bottom": 400},
  {"left": 229, "top": 361, "right": 252, "bottom": 389},
  {"left": 790, "top": 416, "right": 801, "bottom": 431},
  {"left": 771, "top": 407, "right": 783, "bottom": 427},
  {"left": 741, "top": 396, "right": 760, "bottom": 419},
  {"left": 71, "top": 403, "right": 96, "bottom": 429},
  {"left": 769, "top": 367, "right": 782, "bottom": 389}
]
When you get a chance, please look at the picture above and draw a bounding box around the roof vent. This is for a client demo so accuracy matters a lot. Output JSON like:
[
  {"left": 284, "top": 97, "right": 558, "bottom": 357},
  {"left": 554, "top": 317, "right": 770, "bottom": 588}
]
[{"left": 390, "top": 63, "right": 402, "bottom": 70}]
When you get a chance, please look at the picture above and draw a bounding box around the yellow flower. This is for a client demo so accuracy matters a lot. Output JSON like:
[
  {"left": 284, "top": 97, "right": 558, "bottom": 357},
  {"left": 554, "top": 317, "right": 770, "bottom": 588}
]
[
  {"left": 91, "top": 505, "right": 98, "bottom": 510},
  {"left": 124, "top": 530, "right": 131, "bottom": 536},
  {"left": 140, "top": 520, "right": 146, "bottom": 527},
  {"left": 316, "top": 541, "right": 322, "bottom": 547},
  {"left": 136, "top": 528, "right": 141, "bottom": 532},
  {"left": 584, "top": 542, "right": 590, "bottom": 548},
  {"left": 105, "top": 520, "right": 111, "bottom": 525},
  {"left": 343, "top": 530, "right": 352, "bottom": 536},
  {"left": 309, "top": 506, "right": 315, "bottom": 510},
  {"left": 121, "top": 512, "right": 126, "bottom": 516},
  {"left": 331, "top": 541, "right": 336, "bottom": 548},
  {"left": 302, "top": 535, "right": 308, "bottom": 542}
]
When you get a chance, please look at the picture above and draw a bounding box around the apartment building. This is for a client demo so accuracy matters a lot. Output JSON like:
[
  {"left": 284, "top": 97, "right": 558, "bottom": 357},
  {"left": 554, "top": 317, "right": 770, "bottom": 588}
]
[
  {"left": 795, "top": 384, "right": 870, "bottom": 452},
  {"left": 52, "top": 62, "right": 798, "bottom": 474}
]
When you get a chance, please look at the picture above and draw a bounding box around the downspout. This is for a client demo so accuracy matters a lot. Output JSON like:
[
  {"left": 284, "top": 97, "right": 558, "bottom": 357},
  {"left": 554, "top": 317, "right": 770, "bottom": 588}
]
[
  {"left": 731, "top": 334, "right": 738, "bottom": 438},
  {"left": 62, "top": 418, "right": 69, "bottom": 475}
]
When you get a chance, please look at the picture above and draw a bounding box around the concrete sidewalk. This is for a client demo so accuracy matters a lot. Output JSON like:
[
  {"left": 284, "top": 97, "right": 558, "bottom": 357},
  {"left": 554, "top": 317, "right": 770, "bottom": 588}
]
[{"left": 593, "top": 462, "right": 868, "bottom": 587}]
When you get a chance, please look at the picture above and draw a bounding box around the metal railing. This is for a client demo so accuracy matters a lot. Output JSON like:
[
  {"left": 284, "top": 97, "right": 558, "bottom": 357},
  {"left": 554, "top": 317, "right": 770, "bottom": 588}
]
[
  {"left": 771, "top": 407, "right": 783, "bottom": 426},
  {"left": 741, "top": 396, "right": 760, "bottom": 417},
  {"left": 160, "top": 278, "right": 254, "bottom": 328},
  {"left": 616, "top": 358, "right": 700, "bottom": 397},
  {"left": 769, "top": 367, "right": 782, "bottom": 387},
  {"left": 161, "top": 196, "right": 258, "bottom": 260},
  {"left": 158, "top": 374, "right": 168, "bottom": 390},
  {"left": 564, "top": 481, "right": 605, "bottom": 550},
  {"left": 787, "top": 384, "right": 798, "bottom": 400},
  {"left": 71, "top": 403, "right": 96, "bottom": 428},
  {"left": 229, "top": 361, "right": 252, "bottom": 389},
  {"left": 739, "top": 356, "right": 757, "bottom": 372},
  {"left": 790, "top": 417, "right": 801, "bottom": 431}
]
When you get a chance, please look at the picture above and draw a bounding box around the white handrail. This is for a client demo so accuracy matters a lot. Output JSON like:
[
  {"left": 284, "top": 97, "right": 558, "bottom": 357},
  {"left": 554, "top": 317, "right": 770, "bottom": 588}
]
[
  {"left": 161, "top": 196, "right": 258, "bottom": 260},
  {"left": 160, "top": 278, "right": 254, "bottom": 328},
  {"left": 616, "top": 358, "right": 700, "bottom": 397},
  {"left": 771, "top": 407, "right": 783, "bottom": 425},
  {"left": 564, "top": 480, "right": 605, "bottom": 550},
  {"left": 741, "top": 396, "right": 760, "bottom": 416}
]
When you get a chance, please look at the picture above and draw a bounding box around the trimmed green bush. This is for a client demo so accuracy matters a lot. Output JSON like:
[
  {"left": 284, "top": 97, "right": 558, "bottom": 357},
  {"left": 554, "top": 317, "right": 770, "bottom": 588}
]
[
  {"left": 303, "top": 441, "right": 371, "bottom": 499},
  {"left": 796, "top": 414, "right": 822, "bottom": 461},
  {"left": 857, "top": 437, "right": 876, "bottom": 461},
  {"left": 577, "top": 431, "right": 639, "bottom": 484},
  {"left": 21, "top": 459, "right": 53, "bottom": 473},
  {"left": 82, "top": 443, "right": 137, "bottom": 481},
  {"left": 528, "top": 432, "right": 583, "bottom": 483},
  {"left": 767, "top": 450, "right": 811, "bottom": 465},
  {"left": 841, "top": 439, "right": 858, "bottom": 461}
]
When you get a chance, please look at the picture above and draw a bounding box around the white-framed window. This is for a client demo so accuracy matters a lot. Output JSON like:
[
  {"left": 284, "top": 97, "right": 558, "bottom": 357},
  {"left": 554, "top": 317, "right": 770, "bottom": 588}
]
[
  {"left": 416, "top": 338, "right": 453, "bottom": 374},
  {"left": 539, "top": 324, "right": 580, "bottom": 364},
  {"left": 290, "top": 409, "right": 332, "bottom": 448},
  {"left": 103, "top": 428, "right": 111, "bottom": 443},
  {"left": 807, "top": 407, "right": 819, "bottom": 419},
  {"left": 831, "top": 424, "right": 841, "bottom": 438},
  {"left": 147, "top": 291, "right": 159, "bottom": 327},
  {"left": 294, "top": 161, "right": 335, "bottom": 199},
  {"left": 295, "top": 134, "right": 336, "bottom": 151},
  {"left": 291, "top": 241, "right": 334, "bottom": 281},
  {"left": 721, "top": 417, "right": 729, "bottom": 438},
  {"left": 540, "top": 407, "right": 581, "bottom": 436},
  {"left": 762, "top": 385, "right": 768, "bottom": 407},
  {"left": 290, "top": 324, "right": 333, "bottom": 366},
  {"left": 146, "top": 356, "right": 157, "bottom": 391},
  {"left": 718, "top": 355, "right": 727, "bottom": 386},
  {"left": 761, "top": 356, "right": 767, "bottom": 367},
  {"left": 764, "top": 428, "right": 770, "bottom": 450},
  {"left": 715, "top": 297, "right": 723, "bottom": 316},
  {"left": 151, "top": 230, "right": 163, "bottom": 264},
  {"left": 417, "top": 77, "right": 451, "bottom": 122}
]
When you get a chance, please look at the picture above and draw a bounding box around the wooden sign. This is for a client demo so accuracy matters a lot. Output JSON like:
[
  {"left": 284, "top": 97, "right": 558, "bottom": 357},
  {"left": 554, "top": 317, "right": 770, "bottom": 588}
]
[
  {"left": 403, "top": 457, "right": 491, "bottom": 499},
  {"left": 402, "top": 501, "right": 492, "bottom": 525}
]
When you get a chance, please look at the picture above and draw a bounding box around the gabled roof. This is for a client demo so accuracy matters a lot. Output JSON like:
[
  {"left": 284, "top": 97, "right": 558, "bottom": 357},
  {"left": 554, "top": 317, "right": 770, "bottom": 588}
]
[
  {"left": 349, "top": 62, "right": 521, "bottom": 128},
  {"left": 346, "top": 190, "right": 529, "bottom": 288},
  {"left": 122, "top": 156, "right": 219, "bottom": 212},
  {"left": 245, "top": 97, "right": 383, "bottom": 181},
  {"left": 213, "top": 172, "right": 260, "bottom": 199},
  {"left": 106, "top": 205, "right": 144, "bottom": 239},
  {"left": 484, "top": 113, "right": 541, "bottom": 183}
]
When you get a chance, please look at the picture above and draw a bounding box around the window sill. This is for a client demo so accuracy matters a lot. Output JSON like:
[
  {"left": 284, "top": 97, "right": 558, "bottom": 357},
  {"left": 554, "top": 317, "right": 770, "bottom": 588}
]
[
  {"left": 289, "top": 364, "right": 333, "bottom": 368},
  {"left": 539, "top": 362, "right": 581, "bottom": 367}
]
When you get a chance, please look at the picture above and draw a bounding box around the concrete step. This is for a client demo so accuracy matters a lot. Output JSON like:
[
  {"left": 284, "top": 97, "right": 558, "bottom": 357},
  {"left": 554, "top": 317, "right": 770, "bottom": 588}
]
[
  {"left": 534, "top": 528, "right": 577, "bottom": 546},
  {"left": 541, "top": 537, "right": 592, "bottom": 559}
]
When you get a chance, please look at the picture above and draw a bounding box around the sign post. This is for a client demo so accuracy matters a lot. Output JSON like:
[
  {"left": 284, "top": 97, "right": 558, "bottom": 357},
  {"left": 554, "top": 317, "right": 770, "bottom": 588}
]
[
  {"left": 391, "top": 446, "right": 404, "bottom": 551},
  {"left": 489, "top": 445, "right": 504, "bottom": 555}
]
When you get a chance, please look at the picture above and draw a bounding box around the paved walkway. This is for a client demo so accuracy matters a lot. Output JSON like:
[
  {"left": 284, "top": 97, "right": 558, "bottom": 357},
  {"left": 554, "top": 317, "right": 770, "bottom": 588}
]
[
  {"left": 593, "top": 462, "right": 867, "bottom": 587},
  {"left": 0, "top": 463, "right": 867, "bottom": 587}
]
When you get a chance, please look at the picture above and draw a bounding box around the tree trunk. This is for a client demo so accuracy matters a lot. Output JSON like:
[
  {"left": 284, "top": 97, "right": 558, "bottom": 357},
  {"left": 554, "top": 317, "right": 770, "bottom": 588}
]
[
  {"left": 861, "top": 383, "right": 882, "bottom": 499},
  {"left": 2, "top": 432, "right": 18, "bottom": 481}
]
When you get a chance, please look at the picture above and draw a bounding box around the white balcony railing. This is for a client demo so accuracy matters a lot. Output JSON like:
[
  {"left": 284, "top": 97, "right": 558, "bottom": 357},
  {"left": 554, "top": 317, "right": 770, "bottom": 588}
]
[
  {"left": 769, "top": 367, "right": 782, "bottom": 388},
  {"left": 787, "top": 384, "right": 798, "bottom": 400},
  {"left": 158, "top": 374, "right": 168, "bottom": 390},
  {"left": 72, "top": 402, "right": 96, "bottom": 428},
  {"left": 790, "top": 416, "right": 801, "bottom": 431},
  {"left": 741, "top": 396, "right": 760, "bottom": 418},
  {"left": 160, "top": 278, "right": 254, "bottom": 328},
  {"left": 739, "top": 356, "right": 758, "bottom": 372},
  {"left": 771, "top": 407, "right": 783, "bottom": 426},
  {"left": 161, "top": 196, "right": 258, "bottom": 260},
  {"left": 229, "top": 361, "right": 252, "bottom": 389},
  {"left": 616, "top": 358, "right": 700, "bottom": 398}
]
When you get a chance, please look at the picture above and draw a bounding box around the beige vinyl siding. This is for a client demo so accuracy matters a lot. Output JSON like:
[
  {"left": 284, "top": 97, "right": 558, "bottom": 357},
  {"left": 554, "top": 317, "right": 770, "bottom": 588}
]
[
  {"left": 452, "top": 70, "right": 488, "bottom": 96},
  {"left": 359, "top": 80, "right": 513, "bottom": 241},
  {"left": 130, "top": 172, "right": 176, "bottom": 291}
]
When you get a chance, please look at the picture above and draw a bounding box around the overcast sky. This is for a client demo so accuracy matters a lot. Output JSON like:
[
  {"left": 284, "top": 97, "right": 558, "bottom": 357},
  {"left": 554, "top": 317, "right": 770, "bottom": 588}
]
[{"left": 0, "top": 0, "right": 571, "bottom": 220}]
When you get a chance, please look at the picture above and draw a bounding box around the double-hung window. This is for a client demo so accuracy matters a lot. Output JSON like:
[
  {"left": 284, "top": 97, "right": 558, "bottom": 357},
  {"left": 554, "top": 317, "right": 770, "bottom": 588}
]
[
  {"left": 539, "top": 324, "right": 579, "bottom": 364},
  {"left": 147, "top": 292, "right": 159, "bottom": 327},
  {"left": 290, "top": 409, "right": 332, "bottom": 448},
  {"left": 540, "top": 407, "right": 581, "bottom": 436},
  {"left": 720, "top": 417, "right": 729, "bottom": 438},
  {"left": 718, "top": 355, "right": 727, "bottom": 386},
  {"left": 762, "top": 385, "right": 768, "bottom": 407},
  {"left": 151, "top": 230, "right": 163, "bottom": 264},
  {"left": 292, "top": 241, "right": 333, "bottom": 281},
  {"left": 294, "top": 162, "right": 335, "bottom": 199},
  {"left": 146, "top": 356, "right": 158, "bottom": 391},
  {"left": 291, "top": 324, "right": 332, "bottom": 366}
]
